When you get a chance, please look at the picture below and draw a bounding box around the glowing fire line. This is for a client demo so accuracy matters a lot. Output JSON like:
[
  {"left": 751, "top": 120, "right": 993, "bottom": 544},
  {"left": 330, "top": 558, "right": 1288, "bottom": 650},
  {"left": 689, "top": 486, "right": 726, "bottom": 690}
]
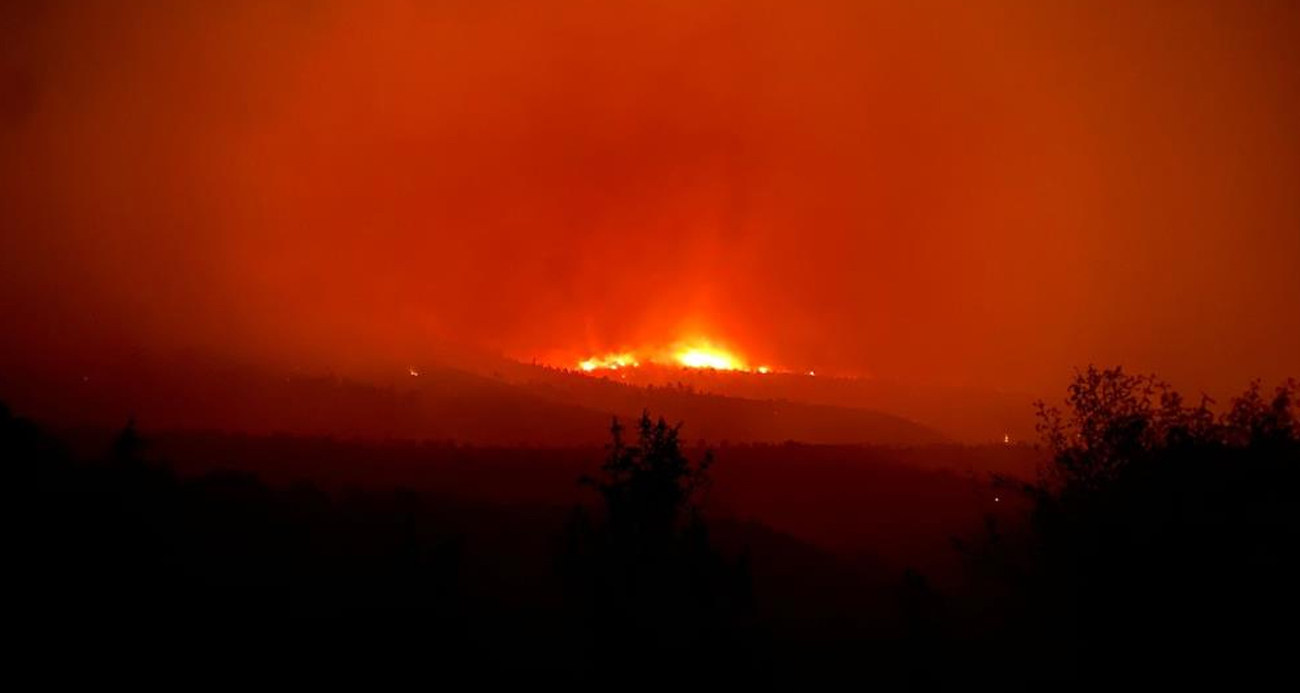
[
  {"left": 578, "top": 353, "right": 638, "bottom": 372},
  {"left": 676, "top": 348, "right": 741, "bottom": 370},
  {"left": 574, "top": 343, "right": 775, "bottom": 374}
]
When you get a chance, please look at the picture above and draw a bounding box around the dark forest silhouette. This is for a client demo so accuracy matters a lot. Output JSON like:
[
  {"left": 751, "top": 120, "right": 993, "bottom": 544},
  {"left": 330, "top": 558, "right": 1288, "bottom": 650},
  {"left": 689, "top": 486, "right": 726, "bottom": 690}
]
[
  {"left": 956, "top": 367, "right": 1300, "bottom": 687},
  {"left": 4, "top": 366, "right": 1298, "bottom": 687}
]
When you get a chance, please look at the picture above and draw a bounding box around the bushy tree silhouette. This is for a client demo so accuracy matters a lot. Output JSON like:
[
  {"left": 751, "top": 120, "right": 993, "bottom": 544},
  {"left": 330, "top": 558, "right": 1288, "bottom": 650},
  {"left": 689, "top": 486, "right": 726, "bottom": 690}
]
[
  {"left": 110, "top": 416, "right": 146, "bottom": 464},
  {"left": 582, "top": 412, "right": 713, "bottom": 545},
  {"left": 980, "top": 367, "right": 1300, "bottom": 686},
  {"left": 561, "top": 412, "right": 750, "bottom": 680}
]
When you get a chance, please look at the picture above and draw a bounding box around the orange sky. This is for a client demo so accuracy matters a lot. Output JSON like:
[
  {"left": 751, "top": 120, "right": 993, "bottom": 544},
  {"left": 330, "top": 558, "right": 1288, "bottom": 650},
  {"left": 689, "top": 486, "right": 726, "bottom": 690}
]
[{"left": 2, "top": 0, "right": 1298, "bottom": 396}]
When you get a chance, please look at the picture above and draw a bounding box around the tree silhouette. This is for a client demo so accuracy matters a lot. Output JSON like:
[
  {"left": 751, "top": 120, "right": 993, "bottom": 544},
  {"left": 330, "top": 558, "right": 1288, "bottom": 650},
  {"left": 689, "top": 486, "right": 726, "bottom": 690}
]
[
  {"left": 978, "top": 367, "right": 1300, "bottom": 686},
  {"left": 561, "top": 411, "right": 750, "bottom": 680},
  {"left": 110, "top": 416, "right": 146, "bottom": 464},
  {"left": 581, "top": 412, "right": 713, "bottom": 546}
]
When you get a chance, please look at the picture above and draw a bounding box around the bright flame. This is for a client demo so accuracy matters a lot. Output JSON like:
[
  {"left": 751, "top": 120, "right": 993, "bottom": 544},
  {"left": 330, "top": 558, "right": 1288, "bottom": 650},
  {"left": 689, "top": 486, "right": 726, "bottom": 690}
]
[
  {"left": 571, "top": 340, "right": 775, "bottom": 374},
  {"left": 675, "top": 346, "right": 743, "bottom": 370},
  {"left": 578, "top": 353, "right": 639, "bottom": 372}
]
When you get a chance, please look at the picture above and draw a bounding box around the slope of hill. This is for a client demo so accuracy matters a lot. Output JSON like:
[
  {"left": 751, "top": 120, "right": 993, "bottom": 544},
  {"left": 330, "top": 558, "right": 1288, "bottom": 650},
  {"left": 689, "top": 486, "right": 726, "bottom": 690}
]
[
  {"left": 449, "top": 350, "right": 1035, "bottom": 444},
  {"left": 51, "top": 426, "right": 1027, "bottom": 581},
  {"left": 1, "top": 351, "right": 945, "bottom": 445}
]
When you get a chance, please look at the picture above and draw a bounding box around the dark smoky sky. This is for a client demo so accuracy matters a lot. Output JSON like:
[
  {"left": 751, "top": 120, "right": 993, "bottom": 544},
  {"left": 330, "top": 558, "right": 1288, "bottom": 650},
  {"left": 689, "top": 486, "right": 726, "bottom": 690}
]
[{"left": 2, "top": 0, "right": 1298, "bottom": 395}]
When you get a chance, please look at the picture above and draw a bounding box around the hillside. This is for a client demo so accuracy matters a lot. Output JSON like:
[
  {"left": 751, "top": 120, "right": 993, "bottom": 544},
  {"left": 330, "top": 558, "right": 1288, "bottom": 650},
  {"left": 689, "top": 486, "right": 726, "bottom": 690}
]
[{"left": 1, "top": 352, "right": 945, "bottom": 446}]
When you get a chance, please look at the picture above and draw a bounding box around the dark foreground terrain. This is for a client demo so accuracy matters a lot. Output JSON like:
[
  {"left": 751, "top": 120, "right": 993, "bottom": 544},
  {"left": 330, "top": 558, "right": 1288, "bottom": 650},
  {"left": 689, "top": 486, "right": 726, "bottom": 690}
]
[{"left": 6, "top": 368, "right": 1299, "bottom": 688}]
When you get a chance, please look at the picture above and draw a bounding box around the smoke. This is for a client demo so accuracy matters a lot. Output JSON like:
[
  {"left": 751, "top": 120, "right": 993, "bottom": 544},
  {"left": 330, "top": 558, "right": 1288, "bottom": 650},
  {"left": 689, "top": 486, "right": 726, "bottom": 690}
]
[{"left": 2, "top": 0, "right": 1298, "bottom": 394}]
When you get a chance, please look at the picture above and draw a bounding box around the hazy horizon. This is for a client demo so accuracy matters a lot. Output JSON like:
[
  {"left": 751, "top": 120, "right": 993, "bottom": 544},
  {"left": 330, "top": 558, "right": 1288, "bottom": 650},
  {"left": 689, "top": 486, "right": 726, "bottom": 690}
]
[{"left": 4, "top": 0, "right": 1298, "bottom": 400}]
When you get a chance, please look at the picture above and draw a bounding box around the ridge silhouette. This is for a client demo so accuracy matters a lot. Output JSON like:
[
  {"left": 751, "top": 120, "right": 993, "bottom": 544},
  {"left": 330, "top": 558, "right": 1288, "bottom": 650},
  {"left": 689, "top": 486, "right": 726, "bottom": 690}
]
[{"left": 4, "top": 367, "right": 1297, "bottom": 687}]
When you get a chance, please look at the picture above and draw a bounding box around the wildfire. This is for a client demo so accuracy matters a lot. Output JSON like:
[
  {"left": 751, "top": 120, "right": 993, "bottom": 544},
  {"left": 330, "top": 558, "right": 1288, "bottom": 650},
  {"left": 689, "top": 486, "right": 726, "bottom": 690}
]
[
  {"left": 676, "top": 346, "right": 743, "bottom": 370},
  {"left": 578, "top": 352, "right": 639, "bottom": 372},
  {"left": 572, "top": 340, "right": 776, "bottom": 374}
]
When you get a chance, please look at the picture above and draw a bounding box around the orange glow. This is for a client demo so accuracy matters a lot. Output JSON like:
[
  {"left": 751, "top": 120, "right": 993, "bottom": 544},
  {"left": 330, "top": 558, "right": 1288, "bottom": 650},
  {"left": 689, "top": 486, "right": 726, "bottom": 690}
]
[
  {"left": 675, "top": 346, "right": 743, "bottom": 370},
  {"left": 578, "top": 353, "right": 639, "bottom": 372},
  {"left": 573, "top": 339, "right": 770, "bottom": 373},
  {"left": 4, "top": 1, "right": 1297, "bottom": 402}
]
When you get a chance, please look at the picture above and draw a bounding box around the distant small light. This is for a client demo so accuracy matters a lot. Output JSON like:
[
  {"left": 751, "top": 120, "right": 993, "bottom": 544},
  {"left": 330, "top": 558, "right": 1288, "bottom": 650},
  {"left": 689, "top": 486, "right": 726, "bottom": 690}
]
[
  {"left": 994, "top": 497, "right": 1001, "bottom": 503},
  {"left": 807, "top": 370, "right": 815, "bottom": 377},
  {"left": 409, "top": 367, "right": 420, "bottom": 377},
  {"left": 757, "top": 366, "right": 771, "bottom": 374},
  {"left": 1003, "top": 434, "right": 1011, "bottom": 444}
]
